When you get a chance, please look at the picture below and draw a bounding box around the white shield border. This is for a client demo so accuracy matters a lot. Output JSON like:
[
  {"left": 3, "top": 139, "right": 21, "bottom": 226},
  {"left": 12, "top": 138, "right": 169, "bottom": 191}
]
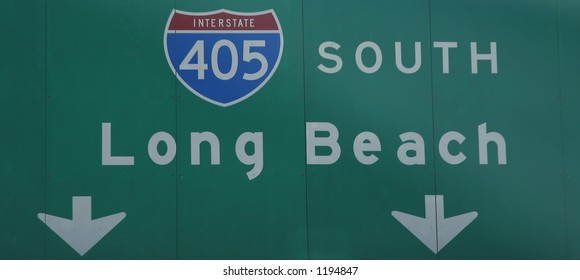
[{"left": 163, "top": 9, "right": 284, "bottom": 107}]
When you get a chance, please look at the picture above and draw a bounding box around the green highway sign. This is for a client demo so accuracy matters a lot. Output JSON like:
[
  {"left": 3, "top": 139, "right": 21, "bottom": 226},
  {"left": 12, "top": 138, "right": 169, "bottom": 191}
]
[{"left": 1, "top": 0, "right": 580, "bottom": 259}]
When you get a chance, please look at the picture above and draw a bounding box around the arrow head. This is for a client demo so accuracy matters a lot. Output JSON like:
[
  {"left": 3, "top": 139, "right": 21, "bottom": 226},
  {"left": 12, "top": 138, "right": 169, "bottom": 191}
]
[
  {"left": 391, "top": 210, "right": 437, "bottom": 253},
  {"left": 391, "top": 195, "right": 477, "bottom": 254},
  {"left": 37, "top": 196, "right": 126, "bottom": 256},
  {"left": 438, "top": 211, "right": 478, "bottom": 251}
]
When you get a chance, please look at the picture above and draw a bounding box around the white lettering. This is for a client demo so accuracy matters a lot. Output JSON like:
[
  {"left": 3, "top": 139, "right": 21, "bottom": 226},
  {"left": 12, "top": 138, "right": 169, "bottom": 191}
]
[
  {"left": 397, "top": 132, "right": 425, "bottom": 165},
  {"left": 433, "top": 42, "right": 458, "bottom": 74},
  {"left": 478, "top": 123, "right": 507, "bottom": 164},
  {"left": 395, "top": 42, "right": 422, "bottom": 74},
  {"left": 235, "top": 132, "right": 264, "bottom": 180},
  {"left": 355, "top": 41, "right": 382, "bottom": 74},
  {"left": 317, "top": 40, "right": 497, "bottom": 75},
  {"left": 318, "top": 41, "right": 343, "bottom": 74},
  {"left": 471, "top": 42, "right": 498, "bottom": 74},
  {"left": 148, "top": 132, "right": 177, "bottom": 165},
  {"left": 101, "top": 122, "right": 134, "bottom": 166},
  {"left": 211, "top": 40, "right": 238, "bottom": 80},
  {"left": 306, "top": 122, "right": 341, "bottom": 165},
  {"left": 439, "top": 131, "right": 466, "bottom": 165},
  {"left": 353, "top": 132, "right": 381, "bottom": 165},
  {"left": 191, "top": 132, "right": 220, "bottom": 165}
]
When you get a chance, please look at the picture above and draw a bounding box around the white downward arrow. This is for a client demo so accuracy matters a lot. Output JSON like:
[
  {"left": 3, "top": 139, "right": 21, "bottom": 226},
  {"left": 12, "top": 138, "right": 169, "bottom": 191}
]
[
  {"left": 391, "top": 195, "right": 477, "bottom": 254},
  {"left": 37, "top": 196, "right": 126, "bottom": 256}
]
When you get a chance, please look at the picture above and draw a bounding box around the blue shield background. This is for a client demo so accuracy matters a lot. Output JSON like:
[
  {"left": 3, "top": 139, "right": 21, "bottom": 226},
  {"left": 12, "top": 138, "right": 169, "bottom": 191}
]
[{"left": 165, "top": 16, "right": 282, "bottom": 106}]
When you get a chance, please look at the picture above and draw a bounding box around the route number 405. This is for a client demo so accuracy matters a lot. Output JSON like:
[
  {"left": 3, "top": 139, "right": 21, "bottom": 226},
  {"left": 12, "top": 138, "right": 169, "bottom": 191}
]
[{"left": 179, "top": 39, "right": 268, "bottom": 81}]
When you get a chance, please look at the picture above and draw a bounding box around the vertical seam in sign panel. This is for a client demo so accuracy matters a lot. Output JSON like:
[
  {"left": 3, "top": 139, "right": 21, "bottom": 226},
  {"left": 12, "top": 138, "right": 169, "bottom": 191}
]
[
  {"left": 174, "top": 0, "right": 179, "bottom": 261},
  {"left": 44, "top": 0, "right": 49, "bottom": 260},
  {"left": 300, "top": 0, "right": 310, "bottom": 260},
  {"left": 555, "top": 0, "right": 570, "bottom": 259},
  {"left": 427, "top": 0, "right": 440, "bottom": 257}
]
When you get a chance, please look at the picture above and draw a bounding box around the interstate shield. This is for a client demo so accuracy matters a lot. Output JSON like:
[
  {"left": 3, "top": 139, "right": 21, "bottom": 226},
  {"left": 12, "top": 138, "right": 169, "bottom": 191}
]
[{"left": 164, "top": 9, "right": 284, "bottom": 107}]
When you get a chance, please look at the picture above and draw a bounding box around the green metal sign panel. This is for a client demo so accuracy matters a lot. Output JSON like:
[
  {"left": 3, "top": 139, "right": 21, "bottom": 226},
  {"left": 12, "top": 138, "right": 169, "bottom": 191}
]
[
  {"left": 45, "top": 0, "right": 178, "bottom": 259},
  {"left": 1, "top": 0, "right": 580, "bottom": 259},
  {"left": 559, "top": 0, "right": 580, "bottom": 259},
  {"left": 0, "top": 0, "right": 46, "bottom": 260},
  {"left": 303, "top": 0, "right": 436, "bottom": 259},
  {"left": 173, "top": 0, "right": 307, "bottom": 260},
  {"left": 431, "top": 0, "right": 566, "bottom": 259}
]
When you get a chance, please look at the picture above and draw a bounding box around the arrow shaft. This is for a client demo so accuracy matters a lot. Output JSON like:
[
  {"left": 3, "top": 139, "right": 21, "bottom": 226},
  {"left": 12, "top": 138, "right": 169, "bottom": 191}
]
[
  {"left": 72, "top": 196, "right": 92, "bottom": 221},
  {"left": 435, "top": 195, "right": 445, "bottom": 223},
  {"left": 424, "top": 195, "right": 437, "bottom": 221}
]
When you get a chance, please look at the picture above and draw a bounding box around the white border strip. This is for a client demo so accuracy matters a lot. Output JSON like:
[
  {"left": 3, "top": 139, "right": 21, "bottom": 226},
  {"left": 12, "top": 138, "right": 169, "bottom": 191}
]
[
  {"left": 0, "top": 260, "right": 575, "bottom": 280},
  {"left": 172, "top": 30, "right": 281, "bottom": 34},
  {"left": 162, "top": 9, "right": 284, "bottom": 107}
]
